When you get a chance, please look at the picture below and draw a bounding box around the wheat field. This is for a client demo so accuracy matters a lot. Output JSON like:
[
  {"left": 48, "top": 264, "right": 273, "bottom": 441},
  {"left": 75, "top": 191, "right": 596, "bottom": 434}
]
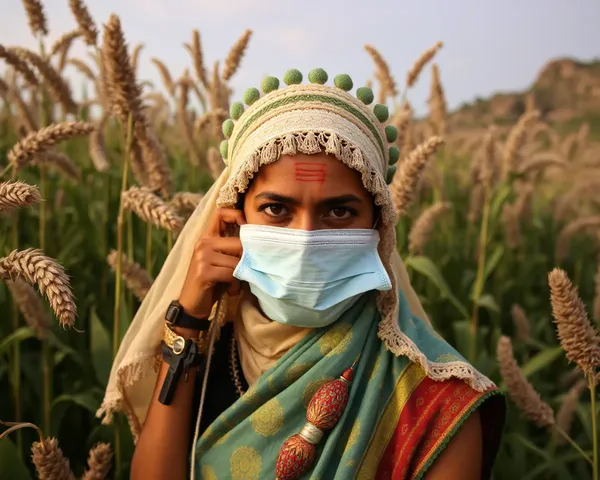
[{"left": 1, "top": 1, "right": 600, "bottom": 479}]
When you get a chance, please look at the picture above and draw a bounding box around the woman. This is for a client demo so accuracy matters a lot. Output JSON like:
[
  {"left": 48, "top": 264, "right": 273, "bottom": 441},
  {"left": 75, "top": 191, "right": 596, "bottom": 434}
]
[{"left": 99, "top": 69, "right": 505, "bottom": 480}]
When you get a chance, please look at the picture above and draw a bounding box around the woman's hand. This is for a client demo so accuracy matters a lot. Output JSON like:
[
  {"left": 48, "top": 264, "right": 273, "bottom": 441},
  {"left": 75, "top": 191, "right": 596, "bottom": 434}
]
[{"left": 178, "top": 208, "right": 246, "bottom": 319}]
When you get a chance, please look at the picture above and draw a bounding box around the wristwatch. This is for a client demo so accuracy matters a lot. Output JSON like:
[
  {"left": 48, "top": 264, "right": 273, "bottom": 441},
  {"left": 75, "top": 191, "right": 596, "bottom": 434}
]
[
  {"left": 165, "top": 300, "right": 211, "bottom": 330},
  {"left": 159, "top": 323, "right": 206, "bottom": 405}
]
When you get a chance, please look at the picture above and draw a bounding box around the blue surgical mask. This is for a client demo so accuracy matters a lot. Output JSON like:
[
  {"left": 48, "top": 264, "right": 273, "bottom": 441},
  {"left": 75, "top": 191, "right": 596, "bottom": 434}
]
[{"left": 233, "top": 225, "right": 392, "bottom": 328}]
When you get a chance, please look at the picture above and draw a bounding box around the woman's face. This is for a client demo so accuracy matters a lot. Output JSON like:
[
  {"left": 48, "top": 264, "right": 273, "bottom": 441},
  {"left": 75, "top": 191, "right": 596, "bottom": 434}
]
[{"left": 243, "top": 153, "right": 375, "bottom": 230}]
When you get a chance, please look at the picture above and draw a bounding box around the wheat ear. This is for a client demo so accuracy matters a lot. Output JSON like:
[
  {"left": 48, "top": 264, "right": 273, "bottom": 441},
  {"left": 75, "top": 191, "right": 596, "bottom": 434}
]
[
  {"left": 22, "top": 0, "right": 48, "bottom": 37},
  {"left": 7, "top": 121, "right": 94, "bottom": 169},
  {"left": 68, "top": 0, "right": 98, "bottom": 46},
  {"left": 122, "top": 186, "right": 184, "bottom": 232},
  {"left": 0, "top": 180, "right": 41, "bottom": 213},
  {"left": 0, "top": 248, "right": 77, "bottom": 328},
  {"left": 31, "top": 437, "right": 75, "bottom": 480}
]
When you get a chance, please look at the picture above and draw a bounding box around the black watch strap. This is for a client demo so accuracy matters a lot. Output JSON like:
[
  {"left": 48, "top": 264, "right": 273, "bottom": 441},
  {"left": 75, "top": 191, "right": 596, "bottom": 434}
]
[{"left": 165, "top": 300, "right": 211, "bottom": 330}]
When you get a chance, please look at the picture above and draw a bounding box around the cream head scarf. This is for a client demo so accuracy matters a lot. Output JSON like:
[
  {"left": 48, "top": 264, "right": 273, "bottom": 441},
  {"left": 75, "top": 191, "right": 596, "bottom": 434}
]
[{"left": 98, "top": 68, "right": 488, "bottom": 439}]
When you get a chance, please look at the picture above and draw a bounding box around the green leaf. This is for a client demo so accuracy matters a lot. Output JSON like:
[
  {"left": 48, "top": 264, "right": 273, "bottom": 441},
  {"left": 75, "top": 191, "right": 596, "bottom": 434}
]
[
  {"left": 0, "top": 438, "right": 31, "bottom": 480},
  {"left": 91, "top": 308, "right": 111, "bottom": 386},
  {"left": 51, "top": 390, "right": 101, "bottom": 413},
  {"left": 405, "top": 255, "right": 469, "bottom": 318},
  {"left": 0, "top": 327, "right": 36, "bottom": 357},
  {"left": 521, "top": 346, "right": 563, "bottom": 377},
  {"left": 482, "top": 245, "right": 504, "bottom": 284},
  {"left": 490, "top": 183, "right": 513, "bottom": 221},
  {"left": 476, "top": 293, "right": 500, "bottom": 313}
]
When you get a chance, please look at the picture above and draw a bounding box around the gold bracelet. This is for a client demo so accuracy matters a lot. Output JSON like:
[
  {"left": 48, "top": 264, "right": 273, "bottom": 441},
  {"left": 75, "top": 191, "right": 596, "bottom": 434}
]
[{"left": 163, "top": 322, "right": 207, "bottom": 355}]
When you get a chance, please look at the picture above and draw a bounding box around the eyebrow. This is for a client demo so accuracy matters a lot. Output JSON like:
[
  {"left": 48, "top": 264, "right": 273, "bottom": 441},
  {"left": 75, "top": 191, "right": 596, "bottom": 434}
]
[{"left": 254, "top": 192, "right": 364, "bottom": 207}]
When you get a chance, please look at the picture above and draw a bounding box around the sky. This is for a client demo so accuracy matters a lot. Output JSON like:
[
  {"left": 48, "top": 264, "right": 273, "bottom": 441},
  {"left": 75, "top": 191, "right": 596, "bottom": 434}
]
[{"left": 1, "top": 0, "right": 599, "bottom": 115}]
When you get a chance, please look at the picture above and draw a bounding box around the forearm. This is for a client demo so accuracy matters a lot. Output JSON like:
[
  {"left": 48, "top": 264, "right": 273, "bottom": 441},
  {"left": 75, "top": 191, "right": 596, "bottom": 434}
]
[{"left": 131, "top": 328, "right": 201, "bottom": 480}]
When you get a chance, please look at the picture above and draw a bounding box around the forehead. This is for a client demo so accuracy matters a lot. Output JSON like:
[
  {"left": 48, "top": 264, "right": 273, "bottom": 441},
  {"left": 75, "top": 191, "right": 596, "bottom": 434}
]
[{"left": 250, "top": 153, "right": 368, "bottom": 192}]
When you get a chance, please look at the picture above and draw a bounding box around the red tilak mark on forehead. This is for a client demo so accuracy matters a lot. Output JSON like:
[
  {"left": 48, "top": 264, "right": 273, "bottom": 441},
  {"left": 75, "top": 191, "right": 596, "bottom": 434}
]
[{"left": 294, "top": 162, "right": 326, "bottom": 183}]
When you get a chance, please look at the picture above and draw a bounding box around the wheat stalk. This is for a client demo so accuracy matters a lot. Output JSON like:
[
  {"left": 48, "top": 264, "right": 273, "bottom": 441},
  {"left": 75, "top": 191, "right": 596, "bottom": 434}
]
[
  {"left": 22, "top": 0, "right": 48, "bottom": 37},
  {"left": 7, "top": 121, "right": 94, "bottom": 169},
  {"left": 7, "top": 86, "right": 39, "bottom": 132},
  {"left": 364, "top": 44, "right": 398, "bottom": 101},
  {"left": 549, "top": 268, "right": 600, "bottom": 376},
  {"left": 49, "top": 29, "right": 82, "bottom": 57},
  {"left": 6, "top": 279, "right": 52, "bottom": 340},
  {"left": 511, "top": 304, "right": 531, "bottom": 343},
  {"left": 207, "top": 146, "right": 225, "bottom": 181},
  {"left": 408, "top": 202, "right": 451, "bottom": 254},
  {"left": 554, "top": 379, "right": 588, "bottom": 445},
  {"left": 0, "top": 44, "right": 39, "bottom": 86},
  {"left": 518, "top": 152, "right": 567, "bottom": 177},
  {"left": 102, "top": 14, "right": 145, "bottom": 126},
  {"left": 222, "top": 29, "right": 252, "bottom": 81},
  {"left": 122, "top": 186, "right": 184, "bottom": 232},
  {"left": 170, "top": 192, "right": 204, "bottom": 216},
  {"left": 106, "top": 250, "right": 153, "bottom": 302},
  {"left": 555, "top": 216, "right": 600, "bottom": 262},
  {"left": 189, "top": 29, "right": 207, "bottom": 87},
  {"left": 0, "top": 180, "right": 41, "bottom": 213},
  {"left": 66, "top": 58, "right": 95, "bottom": 81},
  {"left": 68, "top": 0, "right": 98, "bottom": 46},
  {"left": 130, "top": 42, "right": 144, "bottom": 74},
  {"left": 427, "top": 64, "right": 447, "bottom": 136},
  {"left": 34, "top": 150, "right": 81, "bottom": 181},
  {"left": 81, "top": 443, "right": 113, "bottom": 480},
  {"left": 11, "top": 47, "right": 77, "bottom": 114},
  {"left": 406, "top": 41, "right": 443, "bottom": 88},
  {"left": 497, "top": 335, "right": 555, "bottom": 427},
  {"left": 0, "top": 248, "right": 77, "bottom": 328},
  {"left": 31, "top": 437, "right": 75, "bottom": 480},
  {"left": 135, "top": 124, "right": 173, "bottom": 197},
  {"left": 390, "top": 136, "right": 444, "bottom": 215},
  {"left": 89, "top": 113, "right": 110, "bottom": 173},
  {"left": 151, "top": 57, "right": 175, "bottom": 96},
  {"left": 503, "top": 110, "right": 541, "bottom": 178}
]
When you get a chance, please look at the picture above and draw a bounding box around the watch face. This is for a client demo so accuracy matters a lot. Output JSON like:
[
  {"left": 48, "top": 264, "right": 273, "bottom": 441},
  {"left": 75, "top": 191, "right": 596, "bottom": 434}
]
[
  {"left": 166, "top": 302, "right": 180, "bottom": 324},
  {"left": 173, "top": 336, "right": 186, "bottom": 355}
]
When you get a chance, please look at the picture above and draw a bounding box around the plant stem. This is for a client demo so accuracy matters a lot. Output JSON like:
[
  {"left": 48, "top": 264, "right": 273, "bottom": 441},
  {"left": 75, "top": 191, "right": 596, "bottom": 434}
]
[
  {"left": 113, "top": 114, "right": 133, "bottom": 358},
  {"left": 9, "top": 169, "right": 22, "bottom": 456},
  {"left": 0, "top": 163, "right": 14, "bottom": 179},
  {"left": 167, "top": 230, "right": 173, "bottom": 252},
  {"left": 469, "top": 187, "right": 491, "bottom": 363},
  {"left": 552, "top": 425, "right": 594, "bottom": 466},
  {"left": 590, "top": 374, "right": 598, "bottom": 478},
  {"left": 146, "top": 222, "right": 152, "bottom": 274}
]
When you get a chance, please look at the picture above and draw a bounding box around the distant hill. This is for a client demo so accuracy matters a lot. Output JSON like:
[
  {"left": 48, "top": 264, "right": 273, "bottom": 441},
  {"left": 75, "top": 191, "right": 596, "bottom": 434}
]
[{"left": 448, "top": 58, "right": 600, "bottom": 132}]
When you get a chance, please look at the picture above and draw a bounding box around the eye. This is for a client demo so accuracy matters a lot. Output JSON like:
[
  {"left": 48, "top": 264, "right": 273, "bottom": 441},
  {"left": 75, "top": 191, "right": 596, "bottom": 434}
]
[
  {"left": 326, "top": 207, "right": 353, "bottom": 220},
  {"left": 261, "top": 204, "right": 288, "bottom": 217}
]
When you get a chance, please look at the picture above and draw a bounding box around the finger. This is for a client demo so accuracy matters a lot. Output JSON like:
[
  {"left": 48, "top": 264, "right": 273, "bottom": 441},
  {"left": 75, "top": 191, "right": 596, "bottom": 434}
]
[
  {"left": 208, "top": 208, "right": 246, "bottom": 236},
  {"left": 206, "top": 265, "right": 237, "bottom": 285},
  {"left": 209, "top": 251, "right": 240, "bottom": 270},
  {"left": 212, "top": 237, "right": 243, "bottom": 256}
]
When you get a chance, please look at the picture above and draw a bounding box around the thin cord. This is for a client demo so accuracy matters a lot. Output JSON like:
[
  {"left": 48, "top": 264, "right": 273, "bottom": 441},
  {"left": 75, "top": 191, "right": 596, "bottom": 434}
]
[{"left": 189, "top": 294, "right": 224, "bottom": 477}]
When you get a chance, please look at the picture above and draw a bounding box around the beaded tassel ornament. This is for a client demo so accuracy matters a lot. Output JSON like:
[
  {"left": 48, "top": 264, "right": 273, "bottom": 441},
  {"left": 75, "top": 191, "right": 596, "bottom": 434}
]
[{"left": 275, "top": 357, "right": 359, "bottom": 480}]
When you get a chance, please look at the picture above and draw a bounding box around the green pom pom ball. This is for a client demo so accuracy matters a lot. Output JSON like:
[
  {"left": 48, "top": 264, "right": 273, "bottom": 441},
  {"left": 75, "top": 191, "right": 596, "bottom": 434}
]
[
  {"left": 243, "top": 87, "right": 260, "bottom": 106},
  {"left": 386, "top": 165, "right": 397, "bottom": 184},
  {"left": 373, "top": 104, "right": 389, "bottom": 122},
  {"left": 308, "top": 68, "right": 328, "bottom": 84},
  {"left": 219, "top": 140, "right": 229, "bottom": 160},
  {"left": 388, "top": 146, "right": 400, "bottom": 165},
  {"left": 385, "top": 125, "right": 398, "bottom": 143},
  {"left": 222, "top": 119, "right": 234, "bottom": 138},
  {"left": 356, "top": 87, "right": 374, "bottom": 105},
  {"left": 261, "top": 76, "right": 280, "bottom": 93},
  {"left": 283, "top": 69, "right": 303, "bottom": 85},
  {"left": 230, "top": 102, "right": 244, "bottom": 120},
  {"left": 334, "top": 74, "right": 353, "bottom": 91}
]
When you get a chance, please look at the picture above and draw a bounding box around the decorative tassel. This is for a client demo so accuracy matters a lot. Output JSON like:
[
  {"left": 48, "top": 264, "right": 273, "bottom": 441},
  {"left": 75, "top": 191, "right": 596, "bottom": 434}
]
[
  {"left": 275, "top": 358, "right": 359, "bottom": 480},
  {"left": 324, "top": 132, "right": 340, "bottom": 157},
  {"left": 281, "top": 134, "right": 297, "bottom": 155},
  {"left": 299, "top": 131, "right": 320, "bottom": 154}
]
